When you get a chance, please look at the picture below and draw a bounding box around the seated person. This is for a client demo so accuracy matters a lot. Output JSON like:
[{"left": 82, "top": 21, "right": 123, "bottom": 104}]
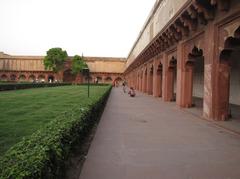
[{"left": 128, "top": 87, "right": 136, "bottom": 97}]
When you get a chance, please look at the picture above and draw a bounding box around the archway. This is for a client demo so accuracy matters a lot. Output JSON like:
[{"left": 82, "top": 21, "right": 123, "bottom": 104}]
[
  {"left": 48, "top": 75, "right": 54, "bottom": 83},
  {"left": 114, "top": 77, "right": 123, "bottom": 86},
  {"left": 168, "top": 57, "right": 177, "bottom": 101},
  {"left": 84, "top": 76, "right": 93, "bottom": 83},
  {"left": 217, "top": 26, "right": 240, "bottom": 120},
  {"left": 138, "top": 72, "right": 142, "bottom": 91},
  {"left": 28, "top": 74, "right": 36, "bottom": 82},
  {"left": 19, "top": 74, "right": 26, "bottom": 82},
  {"left": 185, "top": 46, "right": 204, "bottom": 111},
  {"left": 10, "top": 74, "right": 17, "bottom": 82},
  {"left": 143, "top": 68, "right": 147, "bottom": 93},
  {"left": 97, "top": 76, "right": 102, "bottom": 83},
  {"left": 156, "top": 62, "right": 163, "bottom": 97},
  {"left": 38, "top": 75, "right": 45, "bottom": 83},
  {"left": 148, "top": 65, "right": 154, "bottom": 95},
  {"left": 105, "top": 76, "right": 112, "bottom": 84},
  {"left": 140, "top": 70, "right": 143, "bottom": 92},
  {"left": 0, "top": 74, "right": 8, "bottom": 81},
  {"left": 63, "top": 69, "right": 76, "bottom": 82}
]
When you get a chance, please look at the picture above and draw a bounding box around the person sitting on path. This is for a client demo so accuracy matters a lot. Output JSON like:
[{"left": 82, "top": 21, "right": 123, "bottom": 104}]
[
  {"left": 122, "top": 81, "right": 126, "bottom": 93},
  {"left": 128, "top": 87, "right": 136, "bottom": 97}
]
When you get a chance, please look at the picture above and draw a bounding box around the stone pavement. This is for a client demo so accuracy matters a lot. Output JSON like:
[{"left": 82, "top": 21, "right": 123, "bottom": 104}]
[{"left": 79, "top": 87, "right": 240, "bottom": 179}]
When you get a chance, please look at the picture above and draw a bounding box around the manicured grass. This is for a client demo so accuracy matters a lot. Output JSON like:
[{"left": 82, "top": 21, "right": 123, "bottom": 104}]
[{"left": 0, "top": 85, "right": 109, "bottom": 155}]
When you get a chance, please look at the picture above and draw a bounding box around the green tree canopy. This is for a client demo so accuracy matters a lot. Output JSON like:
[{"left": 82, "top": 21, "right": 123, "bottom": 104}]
[
  {"left": 44, "top": 48, "right": 68, "bottom": 73},
  {"left": 71, "top": 55, "right": 88, "bottom": 74}
]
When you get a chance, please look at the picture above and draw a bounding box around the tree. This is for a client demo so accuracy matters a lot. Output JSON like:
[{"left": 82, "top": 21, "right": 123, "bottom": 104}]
[
  {"left": 44, "top": 48, "right": 68, "bottom": 73},
  {"left": 71, "top": 55, "right": 88, "bottom": 74}
]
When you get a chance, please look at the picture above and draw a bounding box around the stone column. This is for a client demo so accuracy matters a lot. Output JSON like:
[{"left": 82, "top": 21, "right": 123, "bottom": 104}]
[
  {"left": 203, "top": 22, "right": 215, "bottom": 119},
  {"left": 140, "top": 72, "right": 143, "bottom": 92},
  {"left": 153, "top": 59, "right": 158, "bottom": 97},
  {"left": 143, "top": 68, "right": 147, "bottom": 93},
  {"left": 136, "top": 72, "right": 139, "bottom": 90},
  {"left": 162, "top": 53, "right": 168, "bottom": 101},
  {"left": 147, "top": 64, "right": 153, "bottom": 95},
  {"left": 162, "top": 53, "right": 174, "bottom": 101},
  {"left": 167, "top": 68, "right": 174, "bottom": 101},
  {"left": 182, "top": 65, "right": 194, "bottom": 107},
  {"left": 176, "top": 42, "right": 184, "bottom": 106},
  {"left": 45, "top": 74, "right": 48, "bottom": 82},
  {"left": 215, "top": 63, "right": 230, "bottom": 120},
  {"left": 146, "top": 65, "right": 151, "bottom": 94}
]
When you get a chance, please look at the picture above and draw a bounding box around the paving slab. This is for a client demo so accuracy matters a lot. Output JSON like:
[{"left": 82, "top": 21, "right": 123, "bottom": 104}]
[{"left": 79, "top": 87, "right": 240, "bottom": 179}]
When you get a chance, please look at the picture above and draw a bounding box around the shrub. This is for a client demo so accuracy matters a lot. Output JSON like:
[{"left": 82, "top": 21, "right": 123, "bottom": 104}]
[
  {"left": 0, "top": 85, "right": 112, "bottom": 178},
  {"left": 0, "top": 83, "right": 71, "bottom": 91}
]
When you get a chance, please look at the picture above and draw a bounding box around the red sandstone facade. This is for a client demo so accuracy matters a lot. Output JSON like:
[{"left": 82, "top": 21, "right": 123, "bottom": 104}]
[
  {"left": 125, "top": 0, "right": 240, "bottom": 121},
  {"left": 0, "top": 55, "right": 125, "bottom": 85}
]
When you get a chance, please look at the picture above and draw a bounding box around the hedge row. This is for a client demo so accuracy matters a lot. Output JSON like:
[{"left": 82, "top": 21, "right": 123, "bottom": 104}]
[
  {"left": 79, "top": 83, "right": 111, "bottom": 86},
  {"left": 0, "top": 83, "right": 72, "bottom": 91},
  {"left": 0, "top": 85, "right": 112, "bottom": 179}
]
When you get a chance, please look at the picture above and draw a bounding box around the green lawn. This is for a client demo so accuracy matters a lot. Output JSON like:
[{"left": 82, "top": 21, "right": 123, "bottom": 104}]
[{"left": 0, "top": 85, "right": 109, "bottom": 155}]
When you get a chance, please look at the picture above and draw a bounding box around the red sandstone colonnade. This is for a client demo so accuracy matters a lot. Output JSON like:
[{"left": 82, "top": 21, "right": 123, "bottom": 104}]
[{"left": 124, "top": 1, "right": 240, "bottom": 121}]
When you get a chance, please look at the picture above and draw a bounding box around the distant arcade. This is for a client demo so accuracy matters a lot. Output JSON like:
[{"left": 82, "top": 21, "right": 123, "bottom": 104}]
[{"left": 0, "top": 53, "right": 125, "bottom": 85}]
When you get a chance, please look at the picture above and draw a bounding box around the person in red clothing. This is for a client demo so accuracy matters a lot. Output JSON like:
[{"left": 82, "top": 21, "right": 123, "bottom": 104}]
[{"left": 128, "top": 87, "right": 136, "bottom": 97}]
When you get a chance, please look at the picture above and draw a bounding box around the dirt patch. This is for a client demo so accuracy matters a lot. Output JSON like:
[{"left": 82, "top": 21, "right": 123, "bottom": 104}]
[{"left": 62, "top": 124, "right": 98, "bottom": 179}]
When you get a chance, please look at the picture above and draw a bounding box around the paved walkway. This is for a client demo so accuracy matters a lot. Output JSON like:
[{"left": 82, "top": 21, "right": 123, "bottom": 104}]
[{"left": 79, "top": 88, "right": 240, "bottom": 179}]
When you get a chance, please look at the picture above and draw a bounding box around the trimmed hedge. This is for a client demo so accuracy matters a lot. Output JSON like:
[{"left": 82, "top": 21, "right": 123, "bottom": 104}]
[
  {"left": 0, "top": 85, "right": 112, "bottom": 179},
  {"left": 78, "top": 83, "right": 112, "bottom": 86},
  {"left": 0, "top": 83, "right": 72, "bottom": 91}
]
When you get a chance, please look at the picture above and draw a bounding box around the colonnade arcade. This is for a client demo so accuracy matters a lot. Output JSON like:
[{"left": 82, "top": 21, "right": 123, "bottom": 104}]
[{"left": 125, "top": 0, "right": 240, "bottom": 121}]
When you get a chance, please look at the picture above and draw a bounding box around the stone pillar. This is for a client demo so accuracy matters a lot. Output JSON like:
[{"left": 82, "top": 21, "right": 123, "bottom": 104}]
[
  {"left": 182, "top": 65, "right": 194, "bottom": 107},
  {"left": 147, "top": 64, "right": 153, "bottom": 95},
  {"left": 167, "top": 68, "right": 175, "bottom": 101},
  {"left": 203, "top": 22, "right": 215, "bottom": 119},
  {"left": 162, "top": 53, "right": 168, "bottom": 101},
  {"left": 135, "top": 72, "right": 137, "bottom": 89},
  {"left": 215, "top": 63, "right": 230, "bottom": 120},
  {"left": 176, "top": 42, "right": 184, "bottom": 106},
  {"left": 162, "top": 53, "right": 174, "bottom": 101},
  {"left": 45, "top": 74, "right": 48, "bottom": 82},
  {"left": 141, "top": 71, "right": 144, "bottom": 92},
  {"left": 143, "top": 68, "right": 147, "bottom": 93},
  {"left": 136, "top": 72, "right": 139, "bottom": 90},
  {"left": 153, "top": 59, "right": 158, "bottom": 97},
  {"left": 150, "top": 71, "right": 153, "bottom": 95}
]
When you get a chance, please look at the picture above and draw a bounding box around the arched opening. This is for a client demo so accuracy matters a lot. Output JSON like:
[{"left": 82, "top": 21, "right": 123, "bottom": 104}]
[
  {"left": 28, "top": 74, "right": 36, "bottom": 82},
  {"left": 48, "top": 75, "right": 54, "bottom": 83},
  {"left": 19, "top": 74, "right": 26, "bottom": 82},
  {"left": 114, "top": 77, "right": 123, "bottom": 86},
  {"left": 217, "top": 26, "right": 240, "bottom": 120},
  {"left": 140, "top": 71, "right": 143, "bottom": 91},
  {"left": 144, "top": 68, "right": 147, "bottom": 93},
  {"left": 97, "top": 76, "right": 102, "bottom": 83},
  {"left": 10, "top": 74, "right": 17, "bottom": 82},
  {"left": 168, "top": 57, "right": 177, "bottom": 101},
  {"left": 63, "top": 69, "right": 76, "bottom": 82},
  {"left": 185, "top": 46, "right": 204, "bottom": 112},
  {"left": 38, "top": 75, "right": 45, "bottom": 83},
  {"left": 148, "top": 65, "right": 154, "bottom": 95},
  {"left": 84, "top": 76, "right": 93, "bottom": 83},
  {"left": 138, "top": 72, "right": 141, "bottom": 91},
  {"left": 156, "top": 63, "right": 163, "bottom": 97},
  {"left": 0, "top": 74, "right": 8, "bottom": 81},
  {"left": 105, "top": 76, "right": 112, "bottom": 84}
]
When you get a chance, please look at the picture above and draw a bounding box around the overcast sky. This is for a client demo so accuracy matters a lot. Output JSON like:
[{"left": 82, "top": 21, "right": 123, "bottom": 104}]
[{"left": 0, "top": 0, "right": 156, "bottom": 57}]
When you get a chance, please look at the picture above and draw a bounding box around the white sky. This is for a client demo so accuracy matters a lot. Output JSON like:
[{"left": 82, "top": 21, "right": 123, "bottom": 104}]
[{"left": 0, "top": 0, "right": 156, "bottom": 57}]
